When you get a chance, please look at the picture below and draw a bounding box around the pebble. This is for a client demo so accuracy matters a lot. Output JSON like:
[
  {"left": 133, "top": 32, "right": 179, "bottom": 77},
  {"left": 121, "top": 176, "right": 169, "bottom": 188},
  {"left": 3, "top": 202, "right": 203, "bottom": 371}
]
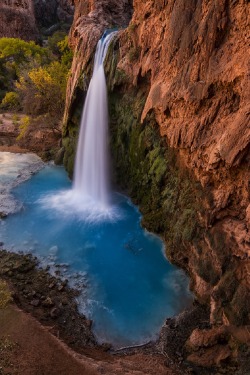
[
  {"left": 50, "top": 307, "right": 60, "bottom": 318},
  {"left": 85, "top": 319, "right": 92, "bottom": 328},
  {"left": 42, "top": 297, "right": 54, "bottom": 307},
  {"left": 58, "top": 284, "right": 64, "bottom": 292}
]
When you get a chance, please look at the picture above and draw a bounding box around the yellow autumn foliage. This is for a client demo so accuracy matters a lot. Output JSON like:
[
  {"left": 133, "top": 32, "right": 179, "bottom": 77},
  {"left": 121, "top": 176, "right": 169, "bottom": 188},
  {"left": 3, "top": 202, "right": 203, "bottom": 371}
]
[{"left": 0, "top": 280, "right": 12, "bottom": 309}]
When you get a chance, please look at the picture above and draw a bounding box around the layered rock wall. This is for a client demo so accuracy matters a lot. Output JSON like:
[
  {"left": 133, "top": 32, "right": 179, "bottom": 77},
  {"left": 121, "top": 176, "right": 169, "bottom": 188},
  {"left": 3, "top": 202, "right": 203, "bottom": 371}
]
[
  {"left": 0, "top": 0, "right": 38, "bottom": 40},
  {"left": 63, "top": 0, "right": 250, "bottom": 369},
  {"left": 0, "top": 0, "right": 74, "bottom": 40},
  {"left": 114, "top": 0, "right": 250, "bottom": 323},
  {"left": 34, "top": 0, "right": 74, "bottom": 30}
]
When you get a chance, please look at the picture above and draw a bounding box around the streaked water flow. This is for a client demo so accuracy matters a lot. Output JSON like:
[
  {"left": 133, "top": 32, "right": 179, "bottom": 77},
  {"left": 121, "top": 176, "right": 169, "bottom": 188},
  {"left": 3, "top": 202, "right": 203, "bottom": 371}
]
[{"left": 73, "top": 31, "right": 117, "bottom": 208}]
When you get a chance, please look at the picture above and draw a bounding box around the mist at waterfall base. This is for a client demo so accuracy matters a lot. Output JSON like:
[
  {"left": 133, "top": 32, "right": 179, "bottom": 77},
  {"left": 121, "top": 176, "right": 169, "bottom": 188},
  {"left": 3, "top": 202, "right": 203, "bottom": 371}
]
[
  {"left": 1, "top": 165, "right": 192, "bottom": 347},
  {"left": 0, "top": 33, "right": 192, "bottom": 347}
]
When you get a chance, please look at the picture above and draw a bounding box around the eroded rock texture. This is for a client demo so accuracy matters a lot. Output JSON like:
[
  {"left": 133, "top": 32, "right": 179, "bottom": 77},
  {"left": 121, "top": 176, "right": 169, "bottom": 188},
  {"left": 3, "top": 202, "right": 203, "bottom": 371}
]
[
  {"left": 34, "top": 0, "right": 74, "bottom": 30},
  {"left": 118, "top": 0, "right": 250, "bottom": 321},
  {"left": 0, "top": 0, "right": 74, "bottom": 40},
  {"left": 0, "top": 0, "right": 38, "bottom": 40},
  {"left": 64, "top": 0, "right": 250, "bottom": 371}
]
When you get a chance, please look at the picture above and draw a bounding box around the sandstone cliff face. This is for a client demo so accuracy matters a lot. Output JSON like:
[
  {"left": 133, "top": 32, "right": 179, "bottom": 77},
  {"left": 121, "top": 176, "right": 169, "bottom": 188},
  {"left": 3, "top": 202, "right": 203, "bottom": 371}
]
[
  {"left": 116, "top": 0, "right": 250, "bottom": 326},
  {"left": 0, "top": 0, "right": 38, "bottom": 40},
  {"left": 0, "top": 0, "right": 74, "bottom": 40},
  {"left": 34, "top": 0, "right": 74, "bottom": 30},
  {"left": 64, "top": 0, "right": 250, "bottom": 369}
]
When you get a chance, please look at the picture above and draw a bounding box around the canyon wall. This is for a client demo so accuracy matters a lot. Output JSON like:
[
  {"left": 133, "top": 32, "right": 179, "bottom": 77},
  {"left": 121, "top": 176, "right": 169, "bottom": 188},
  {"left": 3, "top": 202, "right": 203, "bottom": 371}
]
[
  {"left": 0, "top": 0, "right": 38, "bottom": 40},
  {"left": 34, "top": 0, "right": 74, "bottom": 32},
  {"left": 111, "top": 0, "right": 250, "bottom": 318},
  {"left": 0, "top": 0, "right": 74, "bottom": 40},
  {"left": 64, "top": 0, "right": 250, "bottom": 370}
]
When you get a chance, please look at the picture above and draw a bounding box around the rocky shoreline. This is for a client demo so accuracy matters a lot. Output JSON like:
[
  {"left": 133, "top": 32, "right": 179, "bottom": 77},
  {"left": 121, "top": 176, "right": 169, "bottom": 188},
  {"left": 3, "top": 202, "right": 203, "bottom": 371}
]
[
  {"left": 0, "top": 250, "right": 195, "bottom": 363},
  {"left": 0, "top": 250, "right": 98, "bottom": 351},
  {"left": 1, "top": 248, "right": 248, "bottom": 375}
]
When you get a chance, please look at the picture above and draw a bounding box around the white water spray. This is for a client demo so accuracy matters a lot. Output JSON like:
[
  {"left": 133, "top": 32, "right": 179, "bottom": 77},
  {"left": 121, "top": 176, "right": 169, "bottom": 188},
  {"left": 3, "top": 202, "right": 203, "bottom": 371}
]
[{"left": 73, "top": 31, "right": 117, "bottom": 208}]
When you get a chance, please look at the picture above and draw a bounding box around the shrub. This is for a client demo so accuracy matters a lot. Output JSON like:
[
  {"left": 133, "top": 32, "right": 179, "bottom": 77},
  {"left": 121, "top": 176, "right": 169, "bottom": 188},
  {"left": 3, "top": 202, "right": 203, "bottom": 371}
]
[
  {"left": 16, "top": 61, "right": 68, "bottom": 118},
  {"left": 0, "top": 280, "right": 12, "bottom": 308},
  {"left": 0, "top": 91, "right": 20, "bottom": 110},
  {"left": 17, "top": 115, "right": 30, "bottom": 140},
  {"left": 12, "top": 113, "right": 20, "bottom": 125},
  {"left": 48, "top": 31, "right": 67, "bottom": 55}
]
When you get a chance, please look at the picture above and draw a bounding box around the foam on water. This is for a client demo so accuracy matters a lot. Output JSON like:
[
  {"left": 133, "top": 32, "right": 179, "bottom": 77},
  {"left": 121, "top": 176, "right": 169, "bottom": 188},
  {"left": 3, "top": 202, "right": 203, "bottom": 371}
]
[
  {"left": 39, "top": 189, "right": 122, "bottom": 223},
  {"left": 0, "top": 152, "right": 44, "bottom": 216}
]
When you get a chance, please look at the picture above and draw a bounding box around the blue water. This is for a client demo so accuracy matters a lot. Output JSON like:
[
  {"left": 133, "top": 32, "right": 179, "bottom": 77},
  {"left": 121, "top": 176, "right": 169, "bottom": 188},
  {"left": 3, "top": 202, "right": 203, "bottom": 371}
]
[{"left": 0, "top": 164, "right": 191, "bottom": 347}]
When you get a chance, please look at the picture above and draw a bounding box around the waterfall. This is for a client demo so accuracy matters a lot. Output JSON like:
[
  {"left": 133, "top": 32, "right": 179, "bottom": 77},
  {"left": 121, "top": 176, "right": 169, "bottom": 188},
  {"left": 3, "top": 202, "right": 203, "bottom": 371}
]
[{"left": 73, "top": 31, "right": 117, "bottom": 209}]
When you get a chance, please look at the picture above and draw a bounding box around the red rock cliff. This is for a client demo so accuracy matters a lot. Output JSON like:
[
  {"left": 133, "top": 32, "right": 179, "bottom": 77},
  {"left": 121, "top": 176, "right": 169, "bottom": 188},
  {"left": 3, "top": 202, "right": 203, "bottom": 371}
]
[
  {"left": 120, "top": 0, "right": 250, "bottom": 313},
  {"left": 0, "top": 0, "right": 38, "bottom": 40},
  {"left": 0, "top": 0, "right": 74, "bottom": 40},
  {"left": 64, "top": 0, "right": 250, "bottom": 369}
]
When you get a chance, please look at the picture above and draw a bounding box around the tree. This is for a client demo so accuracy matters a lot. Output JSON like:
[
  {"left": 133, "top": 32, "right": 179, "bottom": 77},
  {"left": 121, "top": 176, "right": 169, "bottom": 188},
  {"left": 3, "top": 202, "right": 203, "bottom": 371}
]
[
  {"left": 16, "top": 61, "right": 69, "bottom": 118},
  {"left": 0, "top": 34, "right": 73, "bottom": 136},
  {"left": 0, "top": 38, "right": 48, "bottom": 65}
]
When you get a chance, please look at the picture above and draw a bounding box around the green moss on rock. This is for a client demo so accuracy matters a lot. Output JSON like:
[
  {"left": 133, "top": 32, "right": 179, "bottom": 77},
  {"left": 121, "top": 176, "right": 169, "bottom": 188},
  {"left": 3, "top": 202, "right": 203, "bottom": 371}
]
[
  {"left": 62, "top": 123, "right": 79, "bottom": 178},
  {"left": 109, "top": 89, "right": 202, "bottom": 261}
]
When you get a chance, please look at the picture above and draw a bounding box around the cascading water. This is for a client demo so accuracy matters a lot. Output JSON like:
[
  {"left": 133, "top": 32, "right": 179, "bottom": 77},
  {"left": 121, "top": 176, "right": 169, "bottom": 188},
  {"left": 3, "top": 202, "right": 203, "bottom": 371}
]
[{"left": 73, "top": 31, "right": 117, "bottom": 208}]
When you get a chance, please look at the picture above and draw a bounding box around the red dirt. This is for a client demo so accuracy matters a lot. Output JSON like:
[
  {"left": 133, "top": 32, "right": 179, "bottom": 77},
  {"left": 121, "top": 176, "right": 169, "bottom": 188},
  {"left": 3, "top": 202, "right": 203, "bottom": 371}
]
[{"left": 0, "top": 303, "right": 177, "bottom": 375}]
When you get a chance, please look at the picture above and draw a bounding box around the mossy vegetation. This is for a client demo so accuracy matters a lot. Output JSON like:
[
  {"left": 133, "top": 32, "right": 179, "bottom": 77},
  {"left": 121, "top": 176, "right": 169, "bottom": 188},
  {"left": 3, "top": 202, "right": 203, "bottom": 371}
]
[
  {"left": 128, "top": 46, "right": 141, "bottom": 62},
  {"left": 62, "top": 128, "right": 78, "bottom": 178},
  {"left": 108, "top": 89, "right": 202, "bottom": 260},
  {"left": 62, "top": 85, "right": 85, "bottom": 177}
]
